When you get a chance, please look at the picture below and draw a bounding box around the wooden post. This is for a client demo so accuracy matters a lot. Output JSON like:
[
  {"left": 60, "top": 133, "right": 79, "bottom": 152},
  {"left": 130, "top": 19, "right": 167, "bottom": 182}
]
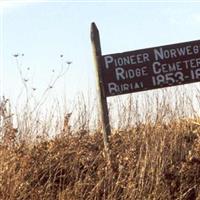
[{"left": 90, "top": 22, "right": 111, "bottom": 155}]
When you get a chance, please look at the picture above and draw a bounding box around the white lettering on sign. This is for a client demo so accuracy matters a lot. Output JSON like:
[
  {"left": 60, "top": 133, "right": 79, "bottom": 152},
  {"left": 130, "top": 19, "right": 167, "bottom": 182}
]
[
  {"left": 154, "top": 45, "right": 200, "bottom": 61},
  {"left": 152, "top": 71, "right": 185, "bottom": 86},
  {"left": 191, "top": 68, "right": 200, "bottom": 80},
  {"left": 151, "top": 57, "right": 200, "bottom": 87},
  {"left": 108, "top": 81, "right": 144, "bottom": 94},
  {"left": 102, "top": 40, "right": 200, "bottom": 97},
  {"left": 183, "top": 58, "right": 200, "bottom": 69},
  {"left": 115, "top": 66, "right": 148, "bottom": 80},
  {"left": 152, "top": 61, "right": 182, "bottom": 74},
  {"left": 104, "top": 53, "right": 150, "bottom": 69},
  {"left": 104, "top": 56, "right": 113, "bottom": 69}
]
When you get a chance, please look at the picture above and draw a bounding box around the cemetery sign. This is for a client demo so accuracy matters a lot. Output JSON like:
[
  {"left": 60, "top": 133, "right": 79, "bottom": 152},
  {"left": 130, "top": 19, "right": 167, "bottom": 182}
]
[
  {"left": 102, "top": 40, "right": 200, "bottom": 97},
  {"left": 90, "top": 22, "right": 200, "bottom": 158}
]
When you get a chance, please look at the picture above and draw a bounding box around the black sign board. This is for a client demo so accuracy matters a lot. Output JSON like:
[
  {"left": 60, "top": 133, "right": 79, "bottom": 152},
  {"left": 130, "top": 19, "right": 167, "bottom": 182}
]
[{"left": 101, "top": 40, "right": 200, "bottom": 97}]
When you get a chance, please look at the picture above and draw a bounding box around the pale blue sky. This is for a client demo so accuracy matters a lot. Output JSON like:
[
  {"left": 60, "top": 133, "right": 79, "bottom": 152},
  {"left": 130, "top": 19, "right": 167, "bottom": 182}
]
[{"left": 2, "top": 1, "right": 200, "bottom": 106}]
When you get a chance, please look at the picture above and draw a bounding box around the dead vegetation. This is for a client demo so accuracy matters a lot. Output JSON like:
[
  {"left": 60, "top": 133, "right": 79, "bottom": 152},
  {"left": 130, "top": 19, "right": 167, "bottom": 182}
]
[{"left": 1, "top": 89, "right": 200, "bottom": 199}]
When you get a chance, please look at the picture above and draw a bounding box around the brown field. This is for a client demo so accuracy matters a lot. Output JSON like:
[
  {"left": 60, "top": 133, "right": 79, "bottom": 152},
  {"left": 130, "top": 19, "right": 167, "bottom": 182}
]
[{"left": 1, "top": 89, "right": 200, "bottom": 200}]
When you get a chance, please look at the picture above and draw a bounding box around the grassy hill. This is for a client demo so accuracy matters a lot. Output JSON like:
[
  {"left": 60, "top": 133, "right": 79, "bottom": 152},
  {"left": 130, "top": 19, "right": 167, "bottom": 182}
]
[
  {"left": 1, "top": 117, "right": 200, "bottom": 200},
  {"left": 1, "top": 87, "right": 200, "bottom": 200}
]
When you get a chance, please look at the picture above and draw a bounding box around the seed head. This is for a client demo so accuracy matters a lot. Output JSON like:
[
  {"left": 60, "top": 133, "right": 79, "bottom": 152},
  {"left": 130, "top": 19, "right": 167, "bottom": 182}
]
[
  {"left": 13, "top": 54, "right": 19, "bottom": 57},
  {"left": 66, "top": 61, "right": 72, "bottom": 65}
]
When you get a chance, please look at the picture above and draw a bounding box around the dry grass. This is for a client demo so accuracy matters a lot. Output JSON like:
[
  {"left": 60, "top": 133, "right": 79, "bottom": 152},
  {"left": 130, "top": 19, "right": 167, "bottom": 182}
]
[
  {"left": 1, "top": 90, "right": 200, "bottom": 200},
  {"left": 1, "top": 119, "right": 200, "bottom": 199}
]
